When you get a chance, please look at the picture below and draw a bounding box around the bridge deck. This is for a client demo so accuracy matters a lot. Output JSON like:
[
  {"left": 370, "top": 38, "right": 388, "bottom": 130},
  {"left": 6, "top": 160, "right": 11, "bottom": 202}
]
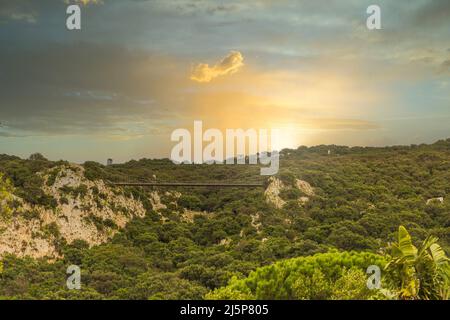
[{"left": 108, "top": 182, "right": 264, "bottom": 187}]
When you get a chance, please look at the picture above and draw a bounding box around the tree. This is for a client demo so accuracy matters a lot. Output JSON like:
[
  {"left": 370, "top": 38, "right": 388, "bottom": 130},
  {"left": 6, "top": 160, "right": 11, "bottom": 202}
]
[
  {"left": 331, "top": 268, "right": 372, "bottom": 300},
  {"left": 292, "top": 269, "right": 332, "bottom": 299},
  {"left": 385, "top": 226, "right": 450, "bottom": 300},
  {"left": 206, "top": 251, "right": 386, "bottom": 300},
  {"left": 131, "top": 272, "right": 208, "bottom": 300},
  {"left": 29, "top": 153, "right": 48, "bottom": 161}
]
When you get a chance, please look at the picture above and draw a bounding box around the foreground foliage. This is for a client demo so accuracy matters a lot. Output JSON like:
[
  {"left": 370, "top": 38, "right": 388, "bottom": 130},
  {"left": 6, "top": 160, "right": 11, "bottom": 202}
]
[
  {"left": 206, "top": 251, "right": 386, "bottom": 300},
  {"left": 385, "top": 226, "right": 449, "bottom": 299},
  {"left": 207, "top": 226, "right": 450, "bottom": 300}
]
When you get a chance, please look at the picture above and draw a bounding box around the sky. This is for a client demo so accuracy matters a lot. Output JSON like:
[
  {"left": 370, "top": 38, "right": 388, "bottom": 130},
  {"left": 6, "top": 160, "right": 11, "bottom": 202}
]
[{"left": 0, "top": 0, "right": 449, "bottom": 163}]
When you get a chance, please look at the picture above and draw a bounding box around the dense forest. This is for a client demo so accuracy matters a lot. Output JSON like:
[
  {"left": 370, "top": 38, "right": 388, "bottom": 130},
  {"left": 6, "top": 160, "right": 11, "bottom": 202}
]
[{"left": 0, "top": 139, "right": 449, "bottom": 299}]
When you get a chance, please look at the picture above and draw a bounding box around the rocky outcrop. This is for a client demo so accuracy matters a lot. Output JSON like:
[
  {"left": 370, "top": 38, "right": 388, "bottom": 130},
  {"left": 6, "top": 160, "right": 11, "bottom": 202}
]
[
  {"left": 218, "top": 238, "right": 231, "bottom": 246},
  {"left": 0, "top": 165, "right": 146, "bottom": 260},
  {"left": 251, "top": 213, "right": 262, "bottom": 233},
  {"left": 426, "top": 197, "right": 444, "bottom": 205},
  {"left": 295, "top": 179, "right": 315, "bottom": 196},
  {"left": 264, "top": 177, "right": 286, "bottom": 209},
  {"left": 149, "top": 191, "right": 167, "bottom": 211},
  {"left": 295, "top": 179, "right": 315, "bottom": 205},
  {"left": 265, "top": 177, "right": 315, "bottom": 208},
  {"left": 298, "top": 196, "right": 310, "bottom": 205},
  {"left": 0, "top": 216, "right": 60, "bottom": 259},
  {"left": 180, "top": 209, "right": 210, "bottom": 223}
]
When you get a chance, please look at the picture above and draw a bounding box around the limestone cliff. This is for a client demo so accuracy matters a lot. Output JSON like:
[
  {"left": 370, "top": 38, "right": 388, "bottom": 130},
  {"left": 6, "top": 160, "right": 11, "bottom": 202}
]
[{"left": 0, "top": 164, "right": 146, "bottom": 259}]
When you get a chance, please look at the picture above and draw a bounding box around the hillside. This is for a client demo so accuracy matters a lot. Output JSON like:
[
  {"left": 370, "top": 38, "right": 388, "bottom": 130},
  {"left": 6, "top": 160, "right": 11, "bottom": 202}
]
[{"left": 0, "top": 139, "right": 449, "bottom": 299}]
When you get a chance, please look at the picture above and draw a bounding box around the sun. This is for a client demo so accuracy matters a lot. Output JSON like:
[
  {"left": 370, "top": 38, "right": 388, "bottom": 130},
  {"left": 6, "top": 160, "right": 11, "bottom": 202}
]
[{"left": 270, "top": 124, "right": 304, "bottom": 151}]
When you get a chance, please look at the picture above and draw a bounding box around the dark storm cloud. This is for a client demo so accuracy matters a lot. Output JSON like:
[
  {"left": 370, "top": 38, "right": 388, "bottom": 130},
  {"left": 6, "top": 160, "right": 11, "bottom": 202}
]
[
  {"left": 441, "top": 59, "right": 450, "bottom": 74},
  {"left": 0, "top": 0, "right": 39, "bottom": 23},
  {"left": 0, "top": 43, "right": 190, "bottom": 136},
  {"left": 413, "top": 0, "right": 450, "bottom": 27}
]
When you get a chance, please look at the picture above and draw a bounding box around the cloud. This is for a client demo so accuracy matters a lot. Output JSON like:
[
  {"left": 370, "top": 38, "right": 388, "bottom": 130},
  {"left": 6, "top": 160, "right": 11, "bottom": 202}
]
[
  {"left": 64, "top": 0, "right": 103, "bottom": 6},
  {"left": 0, "top": 1, "right": 38, "bottom": 24},
  {"left": 0, "top": 0, "right": 101, "bottom": 24},
  {"left": 302, "top": 118, "right": 380, "bottom": 131},
  {"left": 1, "top": 0, "right": 449, "bottom": 159},
  {"left": 413, "top": 0, "right": 450, "bottom": 27},
  {"left": 0, "top": 43, "right": 191, "bottom": 138},
  {"left": 190, "top": 51, "right": 244, "bottom": 83},
  {"left": 441, "top": 59, "right": 450, "bottom": 74}
]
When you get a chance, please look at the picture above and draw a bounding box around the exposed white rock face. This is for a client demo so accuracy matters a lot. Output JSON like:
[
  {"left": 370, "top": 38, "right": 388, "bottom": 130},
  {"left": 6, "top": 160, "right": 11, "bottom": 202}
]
[
  {"left": 295, "top": 179, "right": 315, "bottom": 206},
  {"left": 264, "top": 177, "right": 286, "bottom": 209},
  {"left": 265, "top": 177, "right": 315, "bottom": 209},
  {"left": 251, "top": 213, "right": 262, "bottom": 233},
  {"left": 149, "top": 191, "right": 167, "bottom": 211},
  {"left": 0, "top": 165, "right": 146, "bottom": 260},
  {"left": 298, "top": 196, "right": 310, "bottom": 205},
  {"left": 0, "top": 217, "right": 60, "bottom": 259},
  {"left": 218, "top": 238, "right": 231, "bottom": 246},
  {"left": 426, "top": 197, "right": 444, "bottom": 205},
  {"left": 181, "top": 209, "right": 210, "bottom": 223},
  {"left": 295, "top": 179, "right": 315, "bottom": 196},
  {"left": 165, "top": 191, "right": 181, "bottom": 199}
]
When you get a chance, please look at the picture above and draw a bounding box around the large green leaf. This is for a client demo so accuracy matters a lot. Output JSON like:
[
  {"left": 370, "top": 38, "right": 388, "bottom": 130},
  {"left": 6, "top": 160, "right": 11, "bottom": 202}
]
[
  {"left": 429, "top": 243, "right": 449, "bottom": 266},
  {"left": 397, "top": 226, "right": 417, "bottom": 263}
]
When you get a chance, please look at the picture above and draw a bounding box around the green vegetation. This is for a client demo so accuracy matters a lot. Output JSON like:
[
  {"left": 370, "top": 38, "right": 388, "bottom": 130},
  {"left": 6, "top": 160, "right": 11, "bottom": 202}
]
[
  {"left": 0, "top": 173, "right": 13, "bottom": 220},
  {"left": 206, "top": 250, "right": 385, "bottom": 300},
  {"left": 384, "top": 226, "right": 449, "bottom": 299},
  {"left": 207, "top": 226, "right": 449, "bottom": 300},
  {"left": 59, "top": 185, "right": 89, "bottom": 199},
  {"left": 0, "top": 154, "right": 65, "bottom": 209},
  {"left": 0, "top": 139, "right": 449, "bottom": 299}
]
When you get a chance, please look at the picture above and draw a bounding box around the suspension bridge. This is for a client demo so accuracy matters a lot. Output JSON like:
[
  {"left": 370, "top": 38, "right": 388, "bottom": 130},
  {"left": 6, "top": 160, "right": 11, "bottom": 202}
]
[{"left": 107, "top": 181, "right": 265, "bottom": 188}]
